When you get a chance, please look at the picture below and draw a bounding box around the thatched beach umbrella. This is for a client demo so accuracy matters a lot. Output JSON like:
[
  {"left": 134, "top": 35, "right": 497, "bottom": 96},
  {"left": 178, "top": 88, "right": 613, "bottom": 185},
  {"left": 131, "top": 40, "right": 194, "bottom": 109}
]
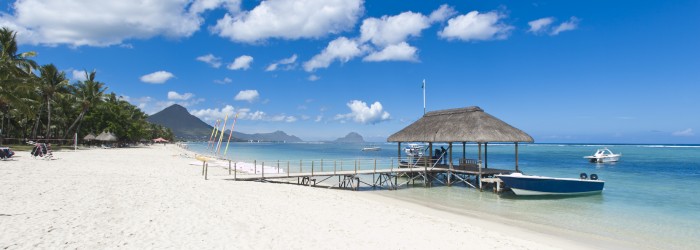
[
  {"left": 83, "top": 133, "right": 96, "bottom": 141},
  {"left": 387, "top": 106, "right": 533, "bottom": 171},
  {"left": 96, "top": 131, "right": 118, "bottom": 141}
]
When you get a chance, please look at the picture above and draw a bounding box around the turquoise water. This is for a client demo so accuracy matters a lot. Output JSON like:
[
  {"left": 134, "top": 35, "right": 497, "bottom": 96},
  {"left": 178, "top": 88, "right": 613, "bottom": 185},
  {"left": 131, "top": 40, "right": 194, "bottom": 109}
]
[{"left": 187, "top": 142, "right": 700, "bottom": 249}]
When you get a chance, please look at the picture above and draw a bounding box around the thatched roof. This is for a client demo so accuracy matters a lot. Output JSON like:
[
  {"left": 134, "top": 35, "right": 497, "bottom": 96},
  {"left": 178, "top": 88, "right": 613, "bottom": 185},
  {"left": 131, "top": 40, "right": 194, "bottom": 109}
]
[
  {"left": 83, "top": 133, "right": 96, "bottom": 141},
  {"left": 387, "top": 106, "right": 534, "bottom": 143},
  {"left": 96, "top": 131, "right": 117, "bottom": 141}
]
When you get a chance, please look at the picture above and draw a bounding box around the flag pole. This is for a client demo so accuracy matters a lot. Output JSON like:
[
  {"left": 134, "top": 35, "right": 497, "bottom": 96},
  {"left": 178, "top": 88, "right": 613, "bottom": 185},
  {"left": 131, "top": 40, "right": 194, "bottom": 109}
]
[
  {"left": 423, "top": 79, "right": 426, "bottom": 115},
  {"left": 223, "top": 113, "right": 239, "bottom": 156},
  {"left": 216, "top": 114, "right": 229, "bottom": 155}
]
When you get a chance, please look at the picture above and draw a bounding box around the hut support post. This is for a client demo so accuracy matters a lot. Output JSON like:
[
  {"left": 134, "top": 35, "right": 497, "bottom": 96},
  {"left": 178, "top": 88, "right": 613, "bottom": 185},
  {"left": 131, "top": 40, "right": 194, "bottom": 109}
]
[
  {"left": 515, "top": 142, "right": 519, "bottom": 172},
  {"left": 485, "top": 143, "right": 488, "bottom": 169},
  {"left": 397, "top": 142, "right": 401, "bottom": 161},
  {"left": 478, "top": 143, "right": 482, "bottom": 164},
  {"left": 448, "top": 142, "right": 453, "bottom": 186},
  {"left": 478, "top": 160, "right": 482, "bottom": 191},
  {"left": 462, "top": 142, "right": 466, "bottom": 162},
  {"left": 426, "top": 142, "right": 432, "bottom": 187}
]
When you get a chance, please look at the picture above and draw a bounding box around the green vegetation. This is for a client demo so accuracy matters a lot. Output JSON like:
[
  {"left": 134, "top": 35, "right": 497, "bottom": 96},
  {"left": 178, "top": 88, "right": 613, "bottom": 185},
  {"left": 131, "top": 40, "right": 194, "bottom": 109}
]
[{"left": 0, "top": 27, "right": 172, "bottom": 146}]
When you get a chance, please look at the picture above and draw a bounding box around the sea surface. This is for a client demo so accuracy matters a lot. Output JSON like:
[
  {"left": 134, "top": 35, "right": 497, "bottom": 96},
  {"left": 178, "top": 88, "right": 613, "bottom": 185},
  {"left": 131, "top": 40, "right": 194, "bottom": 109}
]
[{"left": 186, "top": 142, "right": 700, "bottom": 249}]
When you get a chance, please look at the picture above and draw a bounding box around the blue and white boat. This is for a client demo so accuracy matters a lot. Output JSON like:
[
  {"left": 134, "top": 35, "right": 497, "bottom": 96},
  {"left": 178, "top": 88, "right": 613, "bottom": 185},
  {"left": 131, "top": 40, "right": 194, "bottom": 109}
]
[{"left": 496, "top": 173, "right": 604, "bottom": 196}]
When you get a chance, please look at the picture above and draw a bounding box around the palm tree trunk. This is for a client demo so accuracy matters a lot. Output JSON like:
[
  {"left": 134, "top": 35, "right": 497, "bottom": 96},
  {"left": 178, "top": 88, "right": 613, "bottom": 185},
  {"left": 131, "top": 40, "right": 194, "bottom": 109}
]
[
  {"left": 64, "top": 109, "right": 85, "bottom": 139},
  {"left": 31, "top": 107, "right": 42, "bottom": 140},
  {"left": 45, "top": 98, "right": 51, "bottom": 139}
]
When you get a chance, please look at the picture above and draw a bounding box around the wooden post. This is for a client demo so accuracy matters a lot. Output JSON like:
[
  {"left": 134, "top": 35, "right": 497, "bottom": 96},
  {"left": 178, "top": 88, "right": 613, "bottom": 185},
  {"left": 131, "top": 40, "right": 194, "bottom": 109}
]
[
  {"left": 262, "top": 162, "right": 265, "bottom": 178},
  {"left": 373, "top": 158, "right": 377, "bottom": 189},
  {"left": 515, "top": 142, "right": 519, "bottom": 172},
  {"left": 311, "top": 161, "right": 314, "bottom": 176},
  {"left": 354, "top": 159, "right": 357, "bottom": 174},
  {"left": 228, "top": 160, "right": 231, "bottom": 175},
  {"left": 462, "top": 142, "right": 466, "bottom": 162},
  {"left": 277, "top": 160, "right": 280, "bottom": 174},
  {"left": 287, "top": 161, "right": 290, "bottom": 177},
  {"left": 321, "top": 159, "right": 324, "bottom": 172},
  {"left": 234, "top": 162, "right": 237, "bottom": 180},
  {"left": 485, "top": 142, "right": 488, "bottom": 169},
  {"left": 334, "top": 160, "right": 337, "bottom": 175},
  {"left": 478, "top": 160, "right": 482, "bottom": 191},
  {"left": 448, "top": 142, "right": 453, "bottom": 186},
  {"left": 299, "top": 159, "right": 302, "bottom": 174},
  {"left": 478, "top": 143, "right": 482, "bottom": 165},
  {"left": 426, "top": 142, "right": 432, "bottom": 187},
  {"left": 204, "top": 162, "right": 208, "bottom": 180},
  {"left": 397, "top": 142, "right": 401, "bottom": 161},
  {"left": 254, "top": 160, "right": 257, "bottom": 174},
  {"left": 201, "top": 161, "right": 205, "bottom": 176}
]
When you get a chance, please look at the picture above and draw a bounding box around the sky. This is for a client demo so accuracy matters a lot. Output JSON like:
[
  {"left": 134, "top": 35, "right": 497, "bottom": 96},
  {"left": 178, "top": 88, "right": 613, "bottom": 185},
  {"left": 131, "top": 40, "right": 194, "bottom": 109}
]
[{"left": 1, "top": 0, "right": 698, "bottom": 143}]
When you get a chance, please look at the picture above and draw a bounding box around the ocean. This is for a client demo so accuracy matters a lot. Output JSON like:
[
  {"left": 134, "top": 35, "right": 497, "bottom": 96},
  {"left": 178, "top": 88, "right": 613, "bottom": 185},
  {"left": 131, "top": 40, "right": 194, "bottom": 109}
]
[{"left": 186, "top": 142, "right": 700, "bottom": 249}]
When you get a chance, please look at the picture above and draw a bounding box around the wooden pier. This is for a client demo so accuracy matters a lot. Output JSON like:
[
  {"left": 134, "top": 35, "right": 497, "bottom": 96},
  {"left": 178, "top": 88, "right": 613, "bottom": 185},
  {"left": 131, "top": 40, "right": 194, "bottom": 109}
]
[{"left": 203, "top": 157, "right": 514, "bottom": 192}]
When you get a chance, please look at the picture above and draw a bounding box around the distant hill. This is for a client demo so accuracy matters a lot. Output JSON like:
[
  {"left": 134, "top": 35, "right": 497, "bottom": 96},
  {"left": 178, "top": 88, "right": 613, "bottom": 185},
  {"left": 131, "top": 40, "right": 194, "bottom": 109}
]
[
  {"left": 231, "top": 130, "right": 302, "bottom": 143},
  {"left": 334, "top": 132, "right": 364, "bottom": 143},
  {"left": 147, "top": 104, "right": 217, "bottom": 140},
  {"left": 147, "top": 104, "right": 303, "bottom": 142}
]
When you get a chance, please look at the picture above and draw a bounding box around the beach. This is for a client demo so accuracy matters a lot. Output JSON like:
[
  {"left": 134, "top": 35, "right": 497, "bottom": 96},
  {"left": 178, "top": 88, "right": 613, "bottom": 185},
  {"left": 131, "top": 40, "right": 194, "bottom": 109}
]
[{"left": 2, "top": 145, "right": 611, "bottom": 249}]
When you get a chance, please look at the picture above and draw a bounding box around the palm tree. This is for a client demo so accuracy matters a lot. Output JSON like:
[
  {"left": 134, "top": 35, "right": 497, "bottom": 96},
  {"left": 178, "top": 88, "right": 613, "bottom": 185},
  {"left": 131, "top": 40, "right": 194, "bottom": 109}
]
[
  {"left": 0, "top": 27, "right": 38, "bottom": 142},
  {"left": 37, "top": 64, "right": 69, "bottom": 139},
  {"left": 64, "top": 70, "right": 107, "bottom": 139}
]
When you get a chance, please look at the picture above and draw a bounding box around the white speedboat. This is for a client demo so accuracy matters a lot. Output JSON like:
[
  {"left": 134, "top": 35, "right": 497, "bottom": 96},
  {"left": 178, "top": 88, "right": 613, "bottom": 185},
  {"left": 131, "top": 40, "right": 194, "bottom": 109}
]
[
  {"left": 404, "top": 143, "right": 424, "bottom": 157},
  {"left": 584, "top": 148, "right": 621, "bottom": 163},
  {"left": 497, "top": 172, "right": 604, "bottom": 196}
]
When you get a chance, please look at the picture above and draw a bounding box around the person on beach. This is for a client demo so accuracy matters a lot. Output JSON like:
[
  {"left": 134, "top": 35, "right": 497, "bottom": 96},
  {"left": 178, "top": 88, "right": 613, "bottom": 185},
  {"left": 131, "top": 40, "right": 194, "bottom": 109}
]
[{"left": 440, "top": 146, "right": 447, "bottom": 164}]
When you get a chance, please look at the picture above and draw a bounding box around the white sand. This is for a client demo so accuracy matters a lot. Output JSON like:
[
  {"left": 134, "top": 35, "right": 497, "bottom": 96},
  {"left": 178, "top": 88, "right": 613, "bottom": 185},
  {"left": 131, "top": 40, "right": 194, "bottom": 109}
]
[{"left": 1, "top": 145, "right": 594, "bottom": 249}]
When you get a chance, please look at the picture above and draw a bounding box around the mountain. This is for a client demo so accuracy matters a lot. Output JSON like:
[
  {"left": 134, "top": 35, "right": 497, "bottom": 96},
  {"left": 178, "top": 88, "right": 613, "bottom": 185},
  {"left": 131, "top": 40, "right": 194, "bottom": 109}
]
[
  {"left": 334, "top": 132, "right": 365, "bottom": 143},
  {"left": 231, "top": 130, "right": 302, "bottom": 142},
  {"left": 147, "top": 104, "right": 215, "bottom": 140},
  {"left": 147, "top": 104, "right": 303, "bottom": 142}
]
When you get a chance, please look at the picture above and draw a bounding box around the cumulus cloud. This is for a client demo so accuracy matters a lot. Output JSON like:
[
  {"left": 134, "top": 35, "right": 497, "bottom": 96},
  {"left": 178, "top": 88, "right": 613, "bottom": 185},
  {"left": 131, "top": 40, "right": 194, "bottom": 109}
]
[
  {"left": 196, "top": 53, "right": 223, "bottom": 68},
  {"left": 234, "top": 90, "right": 259, "bottom": 102},
  {"left": 303, "top": 37, "right": 366, "bottom": 72},
  {"left": 140, "top": 71, "right": 175, "bottom": 84},
  {"left": 214, "top": 77, "right": 233, "bottom": 84},
  {"left": 439, "top": 10, "right": 513, "bottom": 41},
  {"left": 672, "top": 128, "right": 694, "bottom": 137},
  {"left": 335, "top": 100, "right": 390, "bottom": 124},
  {"left": 308, "top": 74, "right": 320, "bottom": 81},
  {"left": 71, "top": 70, "right": 87, "bottom": 81},
  {"left": 266, "top": 54, "right": 297, "bottom": 71},
  {"left": 167, "top": 91, "right": 194, "bottom": 101},
  {"left": 228, "top": 55, "right": 254, "bottom": 70},
  {"left": 363, "top": 42, "right": 418, "bottom": 62},
  {"left": 190, "top": 105, "right": 237, "bottom": 123},
  {"left": 212, "top": 0, "right": 363, "bottom": 43},
  {"left": 428, "top": 4, "right": 457, "bottom": 23},
  {"left": 0, "top": 0, "right": 236, "bottom": 47},
  {"left": 551, "top": 17, "right": 580, "bottom": 35},
  {"left": 359, "top": 11, "right": 430, "bottom": 47},
  {"left": 528, "top": 17, "right": 554, "bottom": 34}
]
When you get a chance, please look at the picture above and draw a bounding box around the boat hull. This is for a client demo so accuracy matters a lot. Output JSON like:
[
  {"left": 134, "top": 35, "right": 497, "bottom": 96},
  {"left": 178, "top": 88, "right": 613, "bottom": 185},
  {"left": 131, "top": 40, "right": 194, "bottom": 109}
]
[{"left": 498, "top": 175, "right": 604, "bottom": 196}]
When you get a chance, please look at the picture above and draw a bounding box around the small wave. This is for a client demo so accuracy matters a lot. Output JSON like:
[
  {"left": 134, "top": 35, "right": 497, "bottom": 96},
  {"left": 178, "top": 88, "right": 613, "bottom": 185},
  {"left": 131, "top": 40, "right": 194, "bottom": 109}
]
[{"left": 638, "top": 145, "right": 700, "bottom": 148}]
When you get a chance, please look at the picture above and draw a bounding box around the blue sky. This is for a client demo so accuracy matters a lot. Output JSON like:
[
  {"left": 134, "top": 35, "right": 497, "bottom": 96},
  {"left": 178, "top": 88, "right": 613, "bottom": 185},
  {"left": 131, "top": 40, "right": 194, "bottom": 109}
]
[{"left": 2, "top": 0, "right": 698, "bottom": 143}]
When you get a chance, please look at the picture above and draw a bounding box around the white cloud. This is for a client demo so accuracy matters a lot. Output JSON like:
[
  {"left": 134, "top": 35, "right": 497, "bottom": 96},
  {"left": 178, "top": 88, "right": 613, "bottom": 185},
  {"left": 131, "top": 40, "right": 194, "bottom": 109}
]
[
  {"left": 428, "top": 4, "right": 457, "bottom": 23},
  {"left": 672, "top": 128, "right": 694, "bottom": 137},
  {"left": 315, "top": 115, "right": 323, "bottom": 122},
  {"left": 303, "top": 37, "right": 366, "bottom": 72},
  {"left": 363, "top": 42, "right": 418, "bottom": 62},
  {"left": 214, "top": 77, "right": 233, "bottom": 84},
  {"left": 234, "top": 90, "right": 259, "bottom": 102},
  {"left": 336, "top": 100, "right": 390, "bottom": 124},
  {"left": 197, "top": 53, "right": 223, "bottom": 68},
  {"left": 71, "top": 70, "right": 87, "bottom": 81},
  {"left": 551, "top": 17, "right": 580, "bottom": 35},
  {"left": 228, "top": 55, "right": 254, "bottom": 70},
  {"left": 360, "top": 11, "right": 430, "bottom": 47},
  {"left": 266, "top": 54, "right": 297, "bottom": 71},
  {"left": 0, "top": 0, "right": 235, "bottom": 47},
  {"left": 190, "top": 105, "right": 237, "bottom": 123},
  {"left": 212, "top": 0, "right": 363, "bottom": 43},
  {"left": 308, "top": 74, "right": 320, "bottom": 81},
  {"left": 167, "top": 91, "right": 194, "bottom": 101},
  {"left": 439, "top": 10, "right": 513, "bottom": 41},
  {"left": 140, "top": 71, "right": 175, "bottom": 84},
  {"left": 528, "top": 17, "right": 554, "bottom": 34}
]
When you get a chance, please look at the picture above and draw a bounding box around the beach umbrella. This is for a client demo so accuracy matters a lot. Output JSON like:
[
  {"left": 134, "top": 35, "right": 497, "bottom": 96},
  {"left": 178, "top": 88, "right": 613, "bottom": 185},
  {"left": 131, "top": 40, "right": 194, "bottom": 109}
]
[
  {"left": 152, "top": 137, "right": 169, "bottom": 143},
  {"left": 83, "top": 133, "right": 96, "bottom": 141},
  {"left": 96, "top": 131, "right": 118, "bottom": 141}
]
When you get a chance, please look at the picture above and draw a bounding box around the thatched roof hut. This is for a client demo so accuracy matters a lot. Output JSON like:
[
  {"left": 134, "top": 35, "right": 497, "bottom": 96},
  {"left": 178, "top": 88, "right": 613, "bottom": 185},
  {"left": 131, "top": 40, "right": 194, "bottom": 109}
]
[
  {"left": 96, "top": 131, "right": 117, "bottom": 141},
  {"left": 83, "top": 133, "right": 96, "bottom": 141},
  {"left": 387, "top": 106, "right": 533, "bottom": 172},
  {"left": 387, "top": 106, "right": 533, "bottom": 143}
]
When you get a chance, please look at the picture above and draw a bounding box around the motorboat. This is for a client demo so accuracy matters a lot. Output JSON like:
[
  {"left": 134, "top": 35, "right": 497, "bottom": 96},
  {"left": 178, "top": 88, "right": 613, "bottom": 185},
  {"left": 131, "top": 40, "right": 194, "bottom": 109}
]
[
  {"left": 403, "top": 143, "right": 425, "bottom": 157},
  {"left": 361, "top": 146, "right": 381, "bottom": 151},
  {"left": 584, "top": 148, "right": 621, "bottom": 163},
  {"left": 496, "top": 172, "right": 604, "bottom": 196}
]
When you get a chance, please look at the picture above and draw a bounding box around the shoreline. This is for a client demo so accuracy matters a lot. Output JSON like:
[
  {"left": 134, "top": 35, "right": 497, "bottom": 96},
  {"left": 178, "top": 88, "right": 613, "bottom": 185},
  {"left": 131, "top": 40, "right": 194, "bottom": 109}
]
[{"left": 0, "top": 145, "right": 628, "bottom": 249}]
